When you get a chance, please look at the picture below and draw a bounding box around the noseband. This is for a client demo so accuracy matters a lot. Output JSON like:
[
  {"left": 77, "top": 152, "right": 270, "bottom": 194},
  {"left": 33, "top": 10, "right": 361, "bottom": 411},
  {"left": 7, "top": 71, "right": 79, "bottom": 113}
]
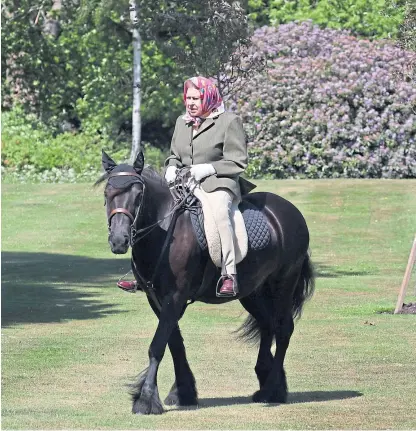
[{"left": 106, "top": 171, "right": 145, "bottom": 243}]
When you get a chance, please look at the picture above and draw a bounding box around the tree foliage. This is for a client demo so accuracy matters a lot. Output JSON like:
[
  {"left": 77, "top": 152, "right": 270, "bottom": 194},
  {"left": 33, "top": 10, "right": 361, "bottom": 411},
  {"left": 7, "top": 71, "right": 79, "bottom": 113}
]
[
  {"left": 397, "top": 0, "right": 416, "bottom": 51},
  {"left": 2, "top": 0, "right": 185, "bottom": 138},
  {"left": 152, "top": 0, "right": 264, "bottom": 97},
  {"left": 382, "top": 0, "right": 416, "bottom": 85},
  {"left": 2, "top": 0, "right": 258, "bottom": 146}
]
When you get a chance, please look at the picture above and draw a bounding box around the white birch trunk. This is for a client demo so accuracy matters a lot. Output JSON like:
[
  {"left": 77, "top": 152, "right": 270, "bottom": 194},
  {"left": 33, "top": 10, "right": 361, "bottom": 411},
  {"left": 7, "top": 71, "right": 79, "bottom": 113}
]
[{"left": 129, "top": 0, "right": 142, "bottom": 163}]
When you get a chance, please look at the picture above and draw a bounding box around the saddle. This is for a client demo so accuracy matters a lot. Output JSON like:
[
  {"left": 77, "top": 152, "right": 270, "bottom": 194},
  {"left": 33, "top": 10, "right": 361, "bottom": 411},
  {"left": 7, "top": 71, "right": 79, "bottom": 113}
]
[
  {"left": 189, "top": 198, "right": 271, "bottom": 261},
  {"left": 170, "top": 170, "right": 270, "bottom": 268}
]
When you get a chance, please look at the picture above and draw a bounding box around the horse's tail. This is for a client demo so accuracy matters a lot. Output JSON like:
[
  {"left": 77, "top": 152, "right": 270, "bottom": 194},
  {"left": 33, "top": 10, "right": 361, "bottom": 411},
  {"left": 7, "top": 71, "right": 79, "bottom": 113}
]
[
  {"left": 237, "top": 251, "right": 315, "bottom": 344},
  {"left": 236, "top": 313, "right": 262, "bottom": 345},
  {"left": 292, "top": 251, "right": 315, "bottom": 319}
]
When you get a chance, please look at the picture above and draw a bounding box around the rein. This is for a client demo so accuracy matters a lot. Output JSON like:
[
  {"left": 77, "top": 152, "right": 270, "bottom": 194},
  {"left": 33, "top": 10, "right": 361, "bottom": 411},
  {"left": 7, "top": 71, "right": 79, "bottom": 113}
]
[
  {"left": 130, "top": 169, "right": 195, "bottom": 244},
  {"left": 106, "top": 170, "right": 194, "bottom": 245}
]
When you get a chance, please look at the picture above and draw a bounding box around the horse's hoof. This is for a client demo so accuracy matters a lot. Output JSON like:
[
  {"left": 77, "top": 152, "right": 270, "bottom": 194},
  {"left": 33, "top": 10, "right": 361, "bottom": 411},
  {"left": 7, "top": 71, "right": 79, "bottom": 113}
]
[
  {"left": 132, "top": 400, "right": 164, "bottom": 415},
  {"left": 164, "top": 391, "right": 198, "bottom": 407},
  {"left": 132, "top": 392, "right": 165, "bottom": 415},
  {"left": 252, "top": 389, "right": 268, "bottom": 403},
  {"left": 164, "top": 392, "right": 179, "bottom": 406},
  {"left": 252, "top": 389, "right": 287, "bottom": 404}
]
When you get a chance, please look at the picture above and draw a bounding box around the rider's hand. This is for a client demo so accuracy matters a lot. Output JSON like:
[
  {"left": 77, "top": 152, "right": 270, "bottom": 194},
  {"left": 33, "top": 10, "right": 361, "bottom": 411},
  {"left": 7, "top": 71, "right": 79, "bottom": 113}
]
[
  {"left": 165, "top": 166, "right": 178, "bottom": 184},
  {"left": 190, "top": 164, "right": 216, "bottom": 181}
]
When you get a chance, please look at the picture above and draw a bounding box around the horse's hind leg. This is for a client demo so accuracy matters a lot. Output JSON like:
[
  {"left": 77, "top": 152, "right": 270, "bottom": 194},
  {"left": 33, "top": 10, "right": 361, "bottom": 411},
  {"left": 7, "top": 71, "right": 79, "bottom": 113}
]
[
  {"left": 240, "top": 271, "right": 300, "bottom": 403},
  {"left": 239, "top": 294, "right": 274, "bottom": 389},
  {"left": 252, "top": 309, "right": 294, "bottom": 403},
  {"left": 164, "top": 324, "right": 198, "bottom": 407},
  {"left": 252, "top": 274, "right": 299, "bottom": 404}
]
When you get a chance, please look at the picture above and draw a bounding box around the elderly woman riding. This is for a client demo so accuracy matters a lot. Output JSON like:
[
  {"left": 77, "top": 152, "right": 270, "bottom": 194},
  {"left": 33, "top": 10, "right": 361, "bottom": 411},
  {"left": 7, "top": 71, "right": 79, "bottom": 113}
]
[
  {"left": 164, "top": 76, "right": 248, "bottom": 296},
  {"left": 118, "top": 76, "right": 249, "bottom": 296}
]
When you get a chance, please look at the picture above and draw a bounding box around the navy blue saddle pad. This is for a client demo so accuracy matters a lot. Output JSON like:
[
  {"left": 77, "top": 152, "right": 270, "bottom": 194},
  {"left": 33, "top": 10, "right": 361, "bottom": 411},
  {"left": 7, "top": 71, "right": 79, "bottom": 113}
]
[{"left": 189, "top": 200, "right": 271, "bottom": 251}]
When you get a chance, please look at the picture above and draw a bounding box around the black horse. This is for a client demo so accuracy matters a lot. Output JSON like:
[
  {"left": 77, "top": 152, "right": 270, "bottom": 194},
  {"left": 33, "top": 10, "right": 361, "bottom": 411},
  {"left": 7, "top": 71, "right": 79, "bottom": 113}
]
[{"left": 97, "top": 151, "right": 315, "bottom": 415}]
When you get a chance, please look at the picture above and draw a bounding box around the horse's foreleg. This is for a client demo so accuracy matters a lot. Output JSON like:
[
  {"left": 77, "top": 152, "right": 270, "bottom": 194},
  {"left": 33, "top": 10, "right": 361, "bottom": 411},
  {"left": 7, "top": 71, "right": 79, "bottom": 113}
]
[
  {"left": 145, "top": 297, "right": 197, "bottom": 407},
  {"left": 131, "top": 292, "right": 186, "bottom": 415},
  {"left": 164, "top": 324, "right": 198, "bottom": 407},
  {"left": 131, "top": 357, "right": 164, "bottom": 415}
]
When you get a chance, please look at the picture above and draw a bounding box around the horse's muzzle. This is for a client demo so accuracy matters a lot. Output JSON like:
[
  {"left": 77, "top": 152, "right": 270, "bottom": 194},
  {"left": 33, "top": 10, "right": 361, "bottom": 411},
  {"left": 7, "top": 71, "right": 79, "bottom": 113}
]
[{"left": 108, "top": 233, "right": 130, "bottom": 254}]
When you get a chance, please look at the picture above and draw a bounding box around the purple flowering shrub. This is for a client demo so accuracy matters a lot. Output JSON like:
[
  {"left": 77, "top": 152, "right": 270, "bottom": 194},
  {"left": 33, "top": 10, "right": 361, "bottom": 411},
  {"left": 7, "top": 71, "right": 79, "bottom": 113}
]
[{"left": 231, "top": 22, "right": 416, "bottom": 178}]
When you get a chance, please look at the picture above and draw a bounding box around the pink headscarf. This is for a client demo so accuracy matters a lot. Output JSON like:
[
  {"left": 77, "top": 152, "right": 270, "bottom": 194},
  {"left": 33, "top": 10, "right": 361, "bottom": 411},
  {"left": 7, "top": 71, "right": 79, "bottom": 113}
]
[{"left": 183, "top": 76, "right": 223, "bottom": 126}]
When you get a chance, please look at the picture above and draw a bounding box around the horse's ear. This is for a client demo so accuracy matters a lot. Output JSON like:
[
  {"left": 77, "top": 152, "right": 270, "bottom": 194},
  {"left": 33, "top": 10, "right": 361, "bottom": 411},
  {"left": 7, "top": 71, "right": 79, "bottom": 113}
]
[
  {"left": 102, "top": 150, "right": 117, "bottom": 173},
  {"left": 133, "top": 151, "right": 144, "bottom": 174}
]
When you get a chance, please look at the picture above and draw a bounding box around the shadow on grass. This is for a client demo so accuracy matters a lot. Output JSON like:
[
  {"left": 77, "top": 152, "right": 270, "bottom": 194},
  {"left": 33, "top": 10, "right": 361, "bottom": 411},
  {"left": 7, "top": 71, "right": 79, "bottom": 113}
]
[
  {"left": 197, "top": 390, "right": 362, "bottom": 408},
  {"left": 315, "top": 263, "right": 374, "bottom": 278},
  {"left": 1, "top": 251, "right": 131, "bottom": 327}
]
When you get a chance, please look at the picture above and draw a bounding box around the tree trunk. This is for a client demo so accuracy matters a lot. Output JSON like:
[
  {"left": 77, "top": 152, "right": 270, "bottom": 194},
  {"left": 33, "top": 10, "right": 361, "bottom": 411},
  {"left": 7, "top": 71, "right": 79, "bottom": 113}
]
[{"left": 129, "top": 0, "right": 142, "bottom": 163}]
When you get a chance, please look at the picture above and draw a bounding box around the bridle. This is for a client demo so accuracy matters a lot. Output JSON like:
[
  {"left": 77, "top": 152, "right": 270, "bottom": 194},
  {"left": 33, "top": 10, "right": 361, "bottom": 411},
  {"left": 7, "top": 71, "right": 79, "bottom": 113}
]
[{"left": 106, "top": 171, "right": 146, "bottom": 245}]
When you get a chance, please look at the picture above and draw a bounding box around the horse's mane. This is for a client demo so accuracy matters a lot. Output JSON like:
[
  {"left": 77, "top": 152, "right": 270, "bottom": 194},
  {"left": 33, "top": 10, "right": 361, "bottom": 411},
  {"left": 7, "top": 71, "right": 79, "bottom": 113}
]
[{"left": 142, "top": 166, "right": 165, "bottom": 186}]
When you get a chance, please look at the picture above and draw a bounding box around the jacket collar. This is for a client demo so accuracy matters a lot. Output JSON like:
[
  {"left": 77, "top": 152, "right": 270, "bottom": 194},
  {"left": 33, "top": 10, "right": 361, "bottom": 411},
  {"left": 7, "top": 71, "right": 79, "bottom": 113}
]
[{"left": 192, "top": 117, "right": 215, "bottom": 139}]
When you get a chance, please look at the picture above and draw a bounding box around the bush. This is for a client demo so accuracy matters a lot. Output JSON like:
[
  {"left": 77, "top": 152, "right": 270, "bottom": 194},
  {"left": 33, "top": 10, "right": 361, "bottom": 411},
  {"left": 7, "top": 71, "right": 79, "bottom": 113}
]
[
  {"left": 2, "top": 105, "right": 110, "bottom": 172},
  {"left": 2, "top": 106, "right": 50, "bottom": 168},
  {"left": 231, "top": 22, "right": 416, "bottom": 178},
  {"left": 1, "top": 105, "right": 168, "bottom": 182},
  {"left": 1, "top": 165, "right": 101, "bottom": 184},
  {"left": 248, "top": 0, "right": 406, "bottom": 39},
  {"left": 142, "top": 145, "right": 169, "bottom": 173}
]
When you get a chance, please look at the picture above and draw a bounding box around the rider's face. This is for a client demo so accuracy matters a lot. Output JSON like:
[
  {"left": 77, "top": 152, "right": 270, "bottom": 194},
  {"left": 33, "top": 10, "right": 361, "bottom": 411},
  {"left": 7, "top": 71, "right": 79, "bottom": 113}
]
[{"left": 186, "top": 87, "right": 203, "bottom": 117}]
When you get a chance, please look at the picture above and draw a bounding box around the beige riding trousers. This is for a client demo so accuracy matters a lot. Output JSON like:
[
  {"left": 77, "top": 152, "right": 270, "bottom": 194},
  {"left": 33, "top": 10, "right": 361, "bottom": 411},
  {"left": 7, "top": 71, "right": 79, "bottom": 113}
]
[{"left": 192, "top": 186, "right": 239, "bottom": 275}]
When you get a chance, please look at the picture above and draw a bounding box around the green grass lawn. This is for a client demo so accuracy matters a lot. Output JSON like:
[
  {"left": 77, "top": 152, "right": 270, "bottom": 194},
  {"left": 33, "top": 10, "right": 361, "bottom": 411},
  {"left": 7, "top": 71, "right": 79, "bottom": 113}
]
[{"left": 2, "top": 180, "right": 416, "bottom": 430}]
